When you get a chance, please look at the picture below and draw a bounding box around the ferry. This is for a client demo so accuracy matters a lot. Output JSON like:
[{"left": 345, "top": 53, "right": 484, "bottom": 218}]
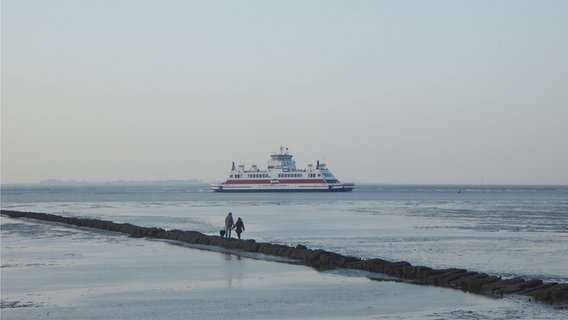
[{"left": 211, "top": 147, "right": 355, "bottom": 192}]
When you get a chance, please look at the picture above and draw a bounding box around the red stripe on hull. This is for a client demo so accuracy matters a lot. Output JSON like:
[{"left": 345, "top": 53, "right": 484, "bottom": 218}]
[{"left": 224, "top": 179, "right": 327, "bottom": 185}]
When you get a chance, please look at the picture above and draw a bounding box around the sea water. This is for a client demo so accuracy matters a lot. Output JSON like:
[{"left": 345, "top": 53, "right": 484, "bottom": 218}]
[{"left": 1, "top": 184, "right": 567, "bottom": 319}]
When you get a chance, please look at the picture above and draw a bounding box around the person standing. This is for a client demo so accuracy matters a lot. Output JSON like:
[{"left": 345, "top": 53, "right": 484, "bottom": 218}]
[
  {"left": 233, "top": 217, "right": 245, "bottom": 240},
  {"left": 224, "top": 212, "right": 234, "bottom": 238}
]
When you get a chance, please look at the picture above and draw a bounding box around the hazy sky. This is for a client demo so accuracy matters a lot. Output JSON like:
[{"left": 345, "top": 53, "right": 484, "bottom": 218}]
[{"left": 2, "top": 0, "right": 567, "bottom": 185}]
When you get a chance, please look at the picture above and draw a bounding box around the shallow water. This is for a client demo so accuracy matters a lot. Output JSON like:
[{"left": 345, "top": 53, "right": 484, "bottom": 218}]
[
  {"left": 1, "top": 217, "right": 564, "bottom": 320},
  {"left": 1, "top": 184, "right": 567, "bottom": 319}
]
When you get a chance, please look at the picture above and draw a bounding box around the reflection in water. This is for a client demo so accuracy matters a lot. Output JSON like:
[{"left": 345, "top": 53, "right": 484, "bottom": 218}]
[{"left": 223, "top": 253, "right": 243, "bottom": 287}]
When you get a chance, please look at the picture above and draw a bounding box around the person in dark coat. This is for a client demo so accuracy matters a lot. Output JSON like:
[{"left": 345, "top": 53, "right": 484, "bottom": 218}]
[{"left": 232, "top": 217, "right": 245, "bottom": 240}]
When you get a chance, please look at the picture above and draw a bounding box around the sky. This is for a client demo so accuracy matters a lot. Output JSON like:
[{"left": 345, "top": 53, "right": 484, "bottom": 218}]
[{"left": 2, "top": 0, "right": 567, "bottom": 185}]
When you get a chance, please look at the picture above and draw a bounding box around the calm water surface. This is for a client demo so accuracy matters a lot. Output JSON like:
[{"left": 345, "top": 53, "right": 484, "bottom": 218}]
[{"left": 2, "top": 184, "right": 567, "bottom": 319}]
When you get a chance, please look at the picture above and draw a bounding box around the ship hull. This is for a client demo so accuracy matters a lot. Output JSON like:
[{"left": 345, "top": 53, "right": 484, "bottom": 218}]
[{"left": 211, "top": 183, "right": 354, "bottom": 192}]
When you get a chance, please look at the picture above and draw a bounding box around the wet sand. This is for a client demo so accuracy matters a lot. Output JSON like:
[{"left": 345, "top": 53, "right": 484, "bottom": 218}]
[
  {"left": 2, "top": 215, "right": 537, "bottom": 320},
  {"left": 2, "top": 210, "right": 567, "bottom": 305}
]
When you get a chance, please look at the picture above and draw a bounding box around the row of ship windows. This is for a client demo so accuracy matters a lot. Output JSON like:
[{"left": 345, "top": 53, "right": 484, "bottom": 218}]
[
  {"left": 230, "top": 174, "right": 271, "bottom": 178},
  {"left": 279, "top": 173, "right": 302, "bottom": 178},
  {"left": 280, "top": 173, "right": 322, "bottom": 178},
  {"left": 230, "top": 173, "right": 322, "bottom": 179},
  {"left": 247, "top": 174, "right": 269, "bottom": 178}
]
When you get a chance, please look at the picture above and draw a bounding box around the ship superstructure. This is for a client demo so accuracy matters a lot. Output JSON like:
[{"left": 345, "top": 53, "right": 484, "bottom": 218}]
[{"left": 211, "top": 147, "right": 354, "bottom": 192}]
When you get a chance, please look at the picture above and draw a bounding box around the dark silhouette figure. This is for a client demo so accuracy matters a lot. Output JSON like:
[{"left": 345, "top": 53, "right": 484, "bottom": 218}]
[
  {"left": 224, "top": 212, "right": 234, "bottom": 238},
  {"left": 233, "top": 217, "right": 245, "bottom": 240}
]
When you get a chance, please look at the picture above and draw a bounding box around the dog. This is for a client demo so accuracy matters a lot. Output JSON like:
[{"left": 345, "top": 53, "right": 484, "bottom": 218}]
[{"left": 219, "top": 230, "right": 226, "bottom": 237}]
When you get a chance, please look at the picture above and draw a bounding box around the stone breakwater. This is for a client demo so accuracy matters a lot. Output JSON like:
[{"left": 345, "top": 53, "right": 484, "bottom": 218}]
[{"left": 2, "top": 210, "right": 567, "bottom": 305}]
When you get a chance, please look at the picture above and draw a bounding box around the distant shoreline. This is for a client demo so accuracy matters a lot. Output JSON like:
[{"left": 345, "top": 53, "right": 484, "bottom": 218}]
[
  {"left": 1, "top": 179, "right": 208, "bottom": 187},
  {"left": 2, "top": 181, "right": 567, "bottom": 187}
]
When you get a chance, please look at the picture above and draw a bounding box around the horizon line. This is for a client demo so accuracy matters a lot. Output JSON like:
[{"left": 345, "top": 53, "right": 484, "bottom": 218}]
[{"left": 1, "top": 180, "right": 567, "bottom": 187}]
